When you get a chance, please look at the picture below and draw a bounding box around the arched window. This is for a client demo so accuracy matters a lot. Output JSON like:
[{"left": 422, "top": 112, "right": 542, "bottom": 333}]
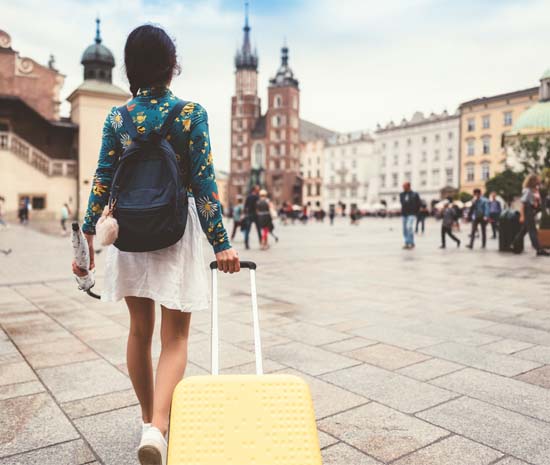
[
  {"left": 271, "top": 115, "right": 282, "bottom": 128},
  {"left": 252, "top": 143, "right": 265, "bottom": 169},
  {"left": 481, "top": 162, "right": 491, "bottom": 181},
  {"left": 274, "top": 95, "right": 283, "bottom": 108}
]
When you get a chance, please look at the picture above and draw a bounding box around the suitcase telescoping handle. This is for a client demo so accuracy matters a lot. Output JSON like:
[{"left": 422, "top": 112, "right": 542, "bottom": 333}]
[{"left": 209, "top": 261, "right": 263, "bottom": 376}]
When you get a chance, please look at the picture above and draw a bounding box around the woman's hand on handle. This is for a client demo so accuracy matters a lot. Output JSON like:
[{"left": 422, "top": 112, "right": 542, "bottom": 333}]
[
  {"left": 71, "top": 234, "right": 95, "bottom": 277},
  {"left": 215, "top": 248, "right": 240, "bottom": 273}
]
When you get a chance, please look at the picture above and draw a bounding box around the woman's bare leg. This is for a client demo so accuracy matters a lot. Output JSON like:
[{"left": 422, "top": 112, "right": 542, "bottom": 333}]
[
  {"left": 125, "top": 296, "right": 155, "bottom": 424},
  {"left": 152, "top": 306, "right": 191, "bottom": 435}
]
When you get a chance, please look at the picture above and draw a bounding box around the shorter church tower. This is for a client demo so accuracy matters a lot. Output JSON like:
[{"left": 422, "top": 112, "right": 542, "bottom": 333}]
[{"left": 265, "top": 44, "right": 301, "bottom": 205}]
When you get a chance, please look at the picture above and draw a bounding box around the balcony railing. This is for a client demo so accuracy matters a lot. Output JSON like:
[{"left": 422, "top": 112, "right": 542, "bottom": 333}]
[{"left": 0, "top": 131, "right": 77, "bottom": 178}]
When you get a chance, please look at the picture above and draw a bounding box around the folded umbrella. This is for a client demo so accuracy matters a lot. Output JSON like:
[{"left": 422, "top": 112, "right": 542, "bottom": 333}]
[{"left": 71, "top": 222, "right": 100, "bottom": 299}]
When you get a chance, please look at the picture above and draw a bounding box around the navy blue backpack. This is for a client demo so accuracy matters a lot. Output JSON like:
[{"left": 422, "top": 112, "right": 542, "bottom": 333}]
[{"left": 108, "top": 100, "right": 189, "bottom": 252}]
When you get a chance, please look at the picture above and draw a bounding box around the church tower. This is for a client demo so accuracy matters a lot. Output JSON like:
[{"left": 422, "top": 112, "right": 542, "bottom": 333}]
[
  {"left": 229, "top": 2, "right": 261, "bottom": 204},
  {"left": 81, "top": 18, "right": 115, "bottom": 82},
  {"left": 67, "top": 18, "right": 129, "bottom": 219},
  {"left": 266, "top": 43, "right": 301, "bottom": 205}
]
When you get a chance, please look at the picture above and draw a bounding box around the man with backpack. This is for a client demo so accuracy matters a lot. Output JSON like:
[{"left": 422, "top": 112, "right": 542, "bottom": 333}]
[
  {"left": 399, "top": 182, "right": 421, "bottom": 249},
  {"left": 440, "top": 200, "right": 461, "bottom": 248}
]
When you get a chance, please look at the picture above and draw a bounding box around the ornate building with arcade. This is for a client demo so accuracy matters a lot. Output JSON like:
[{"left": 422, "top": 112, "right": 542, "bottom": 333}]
[{"left": 0, "top": 20, "right": 128, "bottom": 221}]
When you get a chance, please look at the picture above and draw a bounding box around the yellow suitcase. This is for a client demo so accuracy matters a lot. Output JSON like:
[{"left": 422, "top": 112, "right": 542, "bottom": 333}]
[{"left": 167, "top": 261, "right": 322, "bottom": 465}]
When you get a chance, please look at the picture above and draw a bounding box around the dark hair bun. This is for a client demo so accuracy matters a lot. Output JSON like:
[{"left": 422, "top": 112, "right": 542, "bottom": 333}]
[{"left": 124, "top": 24, "right": 180, "bottom": 97}]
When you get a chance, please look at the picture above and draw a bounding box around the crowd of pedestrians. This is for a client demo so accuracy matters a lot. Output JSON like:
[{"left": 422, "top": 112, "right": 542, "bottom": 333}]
[
  {"left": 230, "top": 180, "right": 549, "bottom": 258},
  {"left": 397, "top": 178, "right": 549, "bottom": 257}
]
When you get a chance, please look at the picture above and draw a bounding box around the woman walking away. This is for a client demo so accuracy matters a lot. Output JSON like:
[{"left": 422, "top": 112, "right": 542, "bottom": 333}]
[
  {"left": 513, "top": 174, "right": 549, "bottom": 256},
  {"left": 440, "top": 201, "right": 460, "bottom": 249},
  {"left": 257, "top": 189, "right": 273, "bottom": 250},
  {"left": 72, "top": 25, "right": 239, "bottom": 465}
]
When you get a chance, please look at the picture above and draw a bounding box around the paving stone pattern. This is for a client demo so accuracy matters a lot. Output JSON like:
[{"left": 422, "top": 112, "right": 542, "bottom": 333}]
[{"left": 1, "top": 218, "right": 549, "bottom": 464}]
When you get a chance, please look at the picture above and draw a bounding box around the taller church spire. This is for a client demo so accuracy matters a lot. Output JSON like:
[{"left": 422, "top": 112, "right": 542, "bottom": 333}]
[{"left": 235, "top": 2, "right": 258, "bottom": 71}]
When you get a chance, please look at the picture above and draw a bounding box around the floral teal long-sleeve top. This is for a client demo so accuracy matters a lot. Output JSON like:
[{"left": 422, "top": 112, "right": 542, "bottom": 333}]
[{"left": 82, "top": 86, "right": 231, "bottom": 253}]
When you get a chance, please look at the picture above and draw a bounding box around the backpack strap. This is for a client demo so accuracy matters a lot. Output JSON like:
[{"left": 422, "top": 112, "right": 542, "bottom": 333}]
[
  {"left": 118, "top": 105, "right": 139, "bottom": 140},
  {"left": 159, "top": 100, "right": 187, "bottom": 138}
]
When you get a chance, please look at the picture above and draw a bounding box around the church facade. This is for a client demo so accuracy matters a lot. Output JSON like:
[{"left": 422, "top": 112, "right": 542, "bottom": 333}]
[{"left": 228, "top": 9, "right": 303, "bottom": 207}]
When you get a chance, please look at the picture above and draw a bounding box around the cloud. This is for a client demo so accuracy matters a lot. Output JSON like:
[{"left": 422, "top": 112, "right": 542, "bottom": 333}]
[{"left": 3, "top": 0, "right": 549, "bottom": 172}]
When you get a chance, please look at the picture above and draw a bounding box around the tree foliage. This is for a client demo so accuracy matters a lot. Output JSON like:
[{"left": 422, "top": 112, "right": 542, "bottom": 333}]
[
  {"left": 511, "top": 136, "right": 550, "bottom": 175},
  {"left": 485, "top": 169, "right": 524, "bottom": 206},
  {"left": 455, "top": 191, "right": 473, "bottom": 203}
]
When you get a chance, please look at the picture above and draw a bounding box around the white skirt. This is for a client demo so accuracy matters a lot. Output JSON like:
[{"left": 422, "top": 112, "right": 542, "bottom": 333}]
[{"left": 101, "top": 198, "right": 209, "bottom": 312}]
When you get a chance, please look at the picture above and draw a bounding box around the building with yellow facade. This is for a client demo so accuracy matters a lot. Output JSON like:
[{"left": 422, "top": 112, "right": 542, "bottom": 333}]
[{"left": 458, "top": 87, "right": 538, "bottom": 193}]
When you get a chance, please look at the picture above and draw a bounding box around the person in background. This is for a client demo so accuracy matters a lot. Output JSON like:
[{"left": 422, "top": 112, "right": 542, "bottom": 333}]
[
  {"left": 279, "top": 202, "right": 288, "bottom": 225},
  {"left": 256, "top": 189, "right": 273, "bottom": 250},
  {"left": 243, "top": 185, "right": 261, "bottom": 250},
  {"left": 440, "top": 200, "right": 461, "bottom": 249},
  {"left": 18, "top": 199, "right": 29, "bottom": 225},
  {"left": 452, "top": 202, "right": 462, "bottom": 232},
  {"left": 399, "top": 182, "right": 421, "bottom": 249},
  {"left": 300, "top": 204, "right": 309, "bottom": 224},
  {"left": 284, "top": 202, "right": 294, "bottom": 225},
  {"left": 230, "top": 196, "right": 244, "bottom": 241},
  {"left": 0, "top": 196, "right": 7, "bottom": 228},
  {"left": 350, "top": 206, "right": 359, "bottom": 225},
  {"left": 466, "top": 188, "right": 490, "bottom": 249},
  {"left": 488, "top": 191, "right": 502, "bottom": 239},
  {"left": 513, "top": 174, "right": 549, "bottom": 256},
  {"left": 415, "top": 200, "right": 429, "bottom": 234},
  {"left": 60, "top": 203, "right": 71, "bottom": 235},
  {"left": 329, "top": 205, "right": 336, "bottom": 225}
]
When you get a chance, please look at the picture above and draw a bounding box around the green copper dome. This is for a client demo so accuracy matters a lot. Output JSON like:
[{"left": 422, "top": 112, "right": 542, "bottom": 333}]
[
  {"left": 512, "top": 101, "right": 550, "bottom": 135},
  {"left": 541, "top": 68, "right": 550, "bottom": 80}
]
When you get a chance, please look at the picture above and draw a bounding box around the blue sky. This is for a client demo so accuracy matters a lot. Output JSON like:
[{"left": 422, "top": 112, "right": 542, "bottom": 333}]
[{"left": 3, "top": 0, "right": 550, "bottom": 170}]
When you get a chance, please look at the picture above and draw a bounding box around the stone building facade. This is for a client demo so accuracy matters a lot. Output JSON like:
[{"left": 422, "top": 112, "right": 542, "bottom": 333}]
[
  {"left": 299, "top": 120, "right": 337, "bottom": 208},
  {"left": 0, "top": 30, "right": 64, "bottom": 121},
  {"left": 323, "top": 132, "right": 376, "bottom": 212},
  {"left": 458, "top": 87, "right": 538, "bottom": 193},
  {"left": 375, "top": 111, "right": 460, "bottom": 205},
  {"left": 228, "top": 9, "right": 302, "bottom": 207}
]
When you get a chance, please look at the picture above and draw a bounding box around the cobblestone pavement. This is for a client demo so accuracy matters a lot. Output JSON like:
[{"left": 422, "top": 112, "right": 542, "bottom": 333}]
[{"left": 0, "top": 218, "right": 549, "bottom": 465}]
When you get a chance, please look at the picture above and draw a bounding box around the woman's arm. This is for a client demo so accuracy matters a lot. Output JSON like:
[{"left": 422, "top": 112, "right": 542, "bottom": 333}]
[
  {"left": 187, "top": 104, "right": 231, "bottom": 253},
  {"left": 186, "top": 104, "right": 239, "bottom": 273},
  {"left": 82, "top": 108, "right": 119, "bottom": 235}
]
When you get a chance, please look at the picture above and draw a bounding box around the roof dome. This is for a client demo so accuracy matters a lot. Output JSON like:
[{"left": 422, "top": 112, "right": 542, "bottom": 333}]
[
  {"left": 81, "top": 18, "right": 115, "bottom": 83},
  {"left": 511, "top": 101, "right": 550, "bottom": 135},
  {"left": 541, "top": 68, "right": 550, "bottom": 80},
  {"left": 81, "top": 42, "right": 114, "bottom": 67},
  {"left": 269, "top": 45, "right": 299, "bottom": 88}
]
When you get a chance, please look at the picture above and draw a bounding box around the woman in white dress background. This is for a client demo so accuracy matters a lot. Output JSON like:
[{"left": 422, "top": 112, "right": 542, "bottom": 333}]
[{"left": 72, "top": 24, "right": 240, "bottom": 464}]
